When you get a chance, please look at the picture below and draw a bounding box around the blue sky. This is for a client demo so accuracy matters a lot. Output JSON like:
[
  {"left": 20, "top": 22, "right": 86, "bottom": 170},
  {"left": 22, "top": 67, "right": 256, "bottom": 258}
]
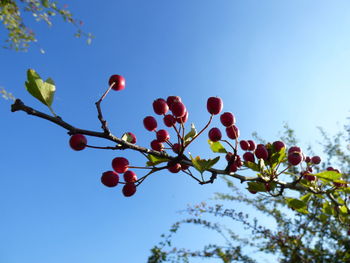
[{"left": 1, "top": 1, "right": 350, "bottom": 262}]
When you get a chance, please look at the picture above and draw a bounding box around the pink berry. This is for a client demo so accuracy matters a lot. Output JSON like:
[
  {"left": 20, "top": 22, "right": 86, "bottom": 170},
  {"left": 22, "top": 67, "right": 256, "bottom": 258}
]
[
  {"left": 311, "top": 156, "right": 321, "bottom": 165},
  {"left": 109, "top": 75, "right": 125, "bottom": 91},
  {"left": 240, "top": 140, "right": 249, "bottom": 151},
  {"left": 143, "top": 116, "right": 157, "bottom": 131},
  {"left": 101, "top": 171, "right": 119, "bottom": 187},
  {"left": 288, "top": 152, "right": 303, "bottom": 166},
  {"left": 112, "top": 157, "right": 129, "bottom": 173},
  {"left": 163, "top": 114, "right": 176, "bottom": 127},
  {"left": 156, "top": 129, "right": 170, "bottom": 142},
  {"left": 122, "top": 183, "right": 136, "bottom": 197},
  {"left": 153, "top": 98, "right": 169, "bottom": 115},
  {"left": 69, "top": 134, "right": 87, "bottom": 151},
  {"left": 220, "top": 112, "right": 235, "bottom": 127},
  {"left": 151, "top": 140, "right": 164, "bottom": 151},
  {"left": 176, "top": 110, "right": 188, "bottom": 123},
  {"left": 207, "top": 97, "right": 223, "bottom": 115},
  {"left": 255, "top": 144, "right": 269, "bottom": 161},
  {"left": 123, "top": 170, "right": 137, "bottom": 183},
  {"left": 226, "top": 125, "right": 240, "bottom": 140},
  {"left": 208, "top": 127, "right": 222, "bottom": 142},
  {"left": 273, "top": 141, "right": 285, "bottom": 152},
  {"left": 243, "top": 152, "right": 255, "bottom": 163},
  {"left": 171, "top": 101, "right": 186, "bottom": 117},
  {"left": 247, "top": 140, "right": 256, "bottom": 151},
  {"left": 167, "top": 161, "right": 181, "bottom": 173}
]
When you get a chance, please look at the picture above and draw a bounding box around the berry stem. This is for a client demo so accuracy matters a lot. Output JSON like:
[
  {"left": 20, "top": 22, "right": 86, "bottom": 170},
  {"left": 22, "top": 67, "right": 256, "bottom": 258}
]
[
  {"left": 95, "top": 83, "right": 115, "bottom": 134},
  {"left": 184, "top": 115, "right": 213, "bottom": 150}
]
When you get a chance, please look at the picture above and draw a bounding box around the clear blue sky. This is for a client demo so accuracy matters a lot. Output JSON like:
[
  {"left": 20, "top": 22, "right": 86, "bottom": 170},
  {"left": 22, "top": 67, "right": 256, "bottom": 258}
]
[{"left": 1, "top": 1, "right": 350, "bottom": 262}]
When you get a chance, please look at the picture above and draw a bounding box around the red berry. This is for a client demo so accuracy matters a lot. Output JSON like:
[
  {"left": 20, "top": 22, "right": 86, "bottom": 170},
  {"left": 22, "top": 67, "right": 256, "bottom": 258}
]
[
  {"left": 240, "top": 140, "right": 249, "bottom": 151},
  {"left": 172, "top": 143, "right": 182, "bottom": 154},
  {"left": 265, "top": 183, "right": 271, "bottom": 192},
  {"left": 303, "top": 172, "right": 316, "bottom": 181},
  {"left": 101, "top": 171, "right": 119, "bottom": 187},
  {"left": 171, "top": 101, "right": 186, "bottom": 117},
  {"left": 208, "top": 127, "right": 222, "bottom": 142},
  {"left": 220, "top": 112, "right": 235, "bottom": 127},
  {"left": 112, "top": 157, "right": 129, "bottom": 173},
  {"left": 225, "top": 152, "right": 233, "bottom": 162},
  {"left": 288, "top": 152, "right": 303, "bottom": 166},
  {"left": 151, "top": 140, "right": 164, "bottom": 151},
  {"left": 243, "top": 152, "right": 255, "bottom": 163},
  {"left": 156, "top": 129, "right": 170, "bottom": 142},
  {"left": 235, "top": 155, "right": 243, "bottom": 167},
  {"left": 122, "top": 183, "right": 137, "bottom": 197},
  {"left": 305, "top": 156, "right": 311, "bottom": 163},
  {"left": 207, "top": 97, "right": 223, "bottom": 115},
  {"left": 166, "top": 96, "right": 182, "bottom": 109},
  {"left": 69, "top": 134, "right": 87, "bottom": 151},
  {"left": 176, "top": 110, "right": 188, "bottom": 123},
  {"left": 311, "top": 156, "right": 321, "bottom": 165},
  {"left": 123, "top": 170, "right": 137, "bottom": 183},
  {"left": 153, "top": 98, "right": 169, "bottom": 115},
  {"left": 255, "top": 144, "right": 269, "bottom": 161},
  {"left": 124, "top": 132, "right": 136, "bottom": 144},
  {"left": 248, "top": 189, "right": 257, "bottom": 194},
  {"left": 273, "top": 141, "right": 285, "bottom": 152},
  {"left": 181, "top": 164, "right": 189, "bottom": 170},
  {"left": 288, "top": 146, "right": 302, "bottom": 154},
  {"left": 163, "top": 114, "right": 176, "bottom": 127},
  {"left": 229, "top": 163, "right": 238, "bottom": 173},
  {"left": 226, "top": 125, "right": 240, "bottom": 140},
  {"left": 167, "top": 161, "right": 181, "bottom": 173},
  {"left": 143, "top": 116, "right": 157, "bottom": 131},
  {"left": 247, "top": 140, "right": 256, "bottom": 151},
  {"left": 109, "top": 75, "right": 125, "bottom": 91}
]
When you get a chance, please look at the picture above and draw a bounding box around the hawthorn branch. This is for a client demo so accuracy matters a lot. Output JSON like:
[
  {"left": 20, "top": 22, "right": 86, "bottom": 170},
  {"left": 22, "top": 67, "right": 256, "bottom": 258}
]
[{"left": 9, "top": 99, "right": 327, "bottom": 195}]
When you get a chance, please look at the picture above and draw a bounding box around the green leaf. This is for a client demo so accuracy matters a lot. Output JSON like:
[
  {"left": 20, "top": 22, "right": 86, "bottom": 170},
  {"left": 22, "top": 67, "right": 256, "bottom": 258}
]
[
  {"left": 286, "top": 198, "right": 307, "bottom": 210},
  {"left": 300, "top": 193, "right": 312, "bottom": 203},
  {"left": 190, "top": 155, "right": 220, "bottom": 174},
  {"left": 314, "top": 171, "right": 342, "bottom": 181},
  {"left": 322, "top": 202, "right": 333, "bottom": 215},
  {"left": 244, "top": 161, "right": 260, "bottom": 172},
  {"left": 184, "top": 123, "right": 197, "bottom": 143},
  {"left": 25, "top": 69, "right": 56, "bottom": 107},
  {"left": 146, "top": 155, "right": 169, "bottom": 166},
  {"left": 269, "top": 148, "right": 286, "bottom": 168},
  {"left": 208, "top": 140, "right": 227, "bottom": 153},
  {"left": 247, "top": 182, "right": 266, "bottom": 192}
]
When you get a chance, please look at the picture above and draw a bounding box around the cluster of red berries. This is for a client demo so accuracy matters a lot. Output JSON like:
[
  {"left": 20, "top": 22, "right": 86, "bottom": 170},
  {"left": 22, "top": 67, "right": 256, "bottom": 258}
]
[
  {"left": 69, "top": 133, "right": 138, "bottom": 197},
  {"left": 68, "top": 74, "right": 345, "bottom": 197}
]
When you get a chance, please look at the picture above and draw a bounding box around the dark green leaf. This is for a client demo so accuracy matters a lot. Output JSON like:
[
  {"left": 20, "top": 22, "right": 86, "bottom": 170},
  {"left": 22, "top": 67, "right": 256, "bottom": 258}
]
[
  {"left": 208, "top": 140, "right": 227, "bottom": 153},
  {"left": 244, "top": 161, "right": 260, "bottom": 172},
  {"left": 247, "top": 182, "right": 266, "bottom": 192},
  {"left": 286, "top": 198, "right": 307, "bottom": 210}
]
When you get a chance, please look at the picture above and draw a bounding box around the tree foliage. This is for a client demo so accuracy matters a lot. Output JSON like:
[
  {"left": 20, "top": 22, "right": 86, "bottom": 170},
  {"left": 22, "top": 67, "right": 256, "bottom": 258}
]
[
  {"left": 148, "top": 124, "right": 350, "bottom": 263},
  {"left": 0, "top": 0, "right": 92, "bottom": 51}
]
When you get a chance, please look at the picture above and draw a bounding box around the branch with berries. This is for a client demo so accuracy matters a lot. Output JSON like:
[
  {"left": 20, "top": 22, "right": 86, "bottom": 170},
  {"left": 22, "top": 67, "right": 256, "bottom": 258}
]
[{"left": 10, "top": 69, "right": 350, "bottom": 224}]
